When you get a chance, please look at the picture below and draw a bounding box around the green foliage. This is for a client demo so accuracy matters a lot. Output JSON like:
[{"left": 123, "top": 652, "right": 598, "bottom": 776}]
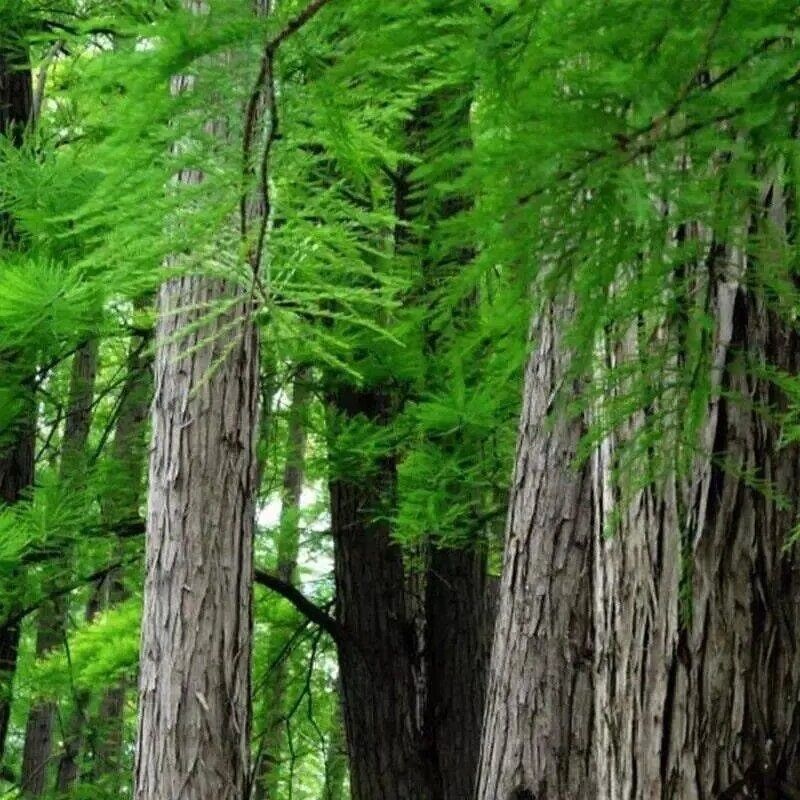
[{"left": 2, "top": 0, "right": 799, "bottom": 797}]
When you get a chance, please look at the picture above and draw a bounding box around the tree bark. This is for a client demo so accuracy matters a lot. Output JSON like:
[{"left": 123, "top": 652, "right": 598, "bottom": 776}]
[
  {"left": 256, "top": 369, "right": 310, "bottom": 800},
  {"left": 478, "top": 176, "right": 800, "bottom": 800},
  {"left": 21, "top": 339, "right": 97, "bottom": 797},
  {"left": 475, "top": 301, "right": 596, "bottom": 800},
  {"left": 328, "top": 385, "right": 432, "bottom": 800},
  {"left": 0, "top": 39, "right": 33, "bottom": 771},
  {"left": 593, "top": 187, "right": 800, "bottom": 798},
  {"left": 132, "top": 266, "right": 259, "bottom": 800},
  {"left": 423, "top": 546, "right": 494, "bottom": 800}
]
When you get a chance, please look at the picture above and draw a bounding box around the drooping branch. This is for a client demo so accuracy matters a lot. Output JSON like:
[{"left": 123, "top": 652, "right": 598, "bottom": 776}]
[{"left": 253, "top": 567, "right": 344, "bottom": 643}]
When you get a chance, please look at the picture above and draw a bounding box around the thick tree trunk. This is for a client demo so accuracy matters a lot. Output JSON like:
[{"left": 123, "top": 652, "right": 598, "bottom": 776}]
[
  {"left": 132, "top": 269, "right": 259, "bottom": 800},
  {"left": 134, "top": 2, "right": 262, "bottom": 794},
  {"left": 328, "top": 386, "right": 432, "bottom": 800},
  {"left": 256, "top": 370, "right": 310, "bottom": 800},
  {"left": 475, "top": 301, "right": 596, "bottom": 800},
  {"left": 0, "top": 41, "right": 33, "bottom": 771},
  {"left": 478, "top": 178, "right": 800, "bottom": 800},
  {"left": 424, "top": 546, "right": 494, "bottom": 800},
  {"left": 594, "top": 188, "right": 800, "bottom": 798},
  {"left": 21, "top": 339, "right": 97, "bottom": 797}
]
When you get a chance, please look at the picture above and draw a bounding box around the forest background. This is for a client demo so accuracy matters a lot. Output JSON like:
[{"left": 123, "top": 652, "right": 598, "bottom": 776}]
[{"left": 0, "top": 1, "right": 799, "bottom": 799}]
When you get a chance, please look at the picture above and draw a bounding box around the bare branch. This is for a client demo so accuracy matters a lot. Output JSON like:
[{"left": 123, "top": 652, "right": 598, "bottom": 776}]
[{"left": 254, "top": 567, "right": 344, "bottom": 643}]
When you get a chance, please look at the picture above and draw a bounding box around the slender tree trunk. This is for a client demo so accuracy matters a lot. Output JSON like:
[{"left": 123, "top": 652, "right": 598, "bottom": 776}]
[
  {"left": 0, "top": 40, "right": 33, "bottom": 772},
  {"left": 423, "top": 546, "right": 494, "bottom": 800},
  {"left": 256, "top": 369, "right": 310, "bottom": 800},
  {"left": 475, "top": 301, "right": 596, "bottom": 800},
  {"left": 21, "top": 339, "right": 97, "bottom": 796},
  {"left": 328, "top": 385, "right": 432, "bottom": 800},
  {"left": 55, "top": 306, "right": 153, "bottom": 793},
  {"left": 320, "top": 691, "right": 347, "bottom": 800}
]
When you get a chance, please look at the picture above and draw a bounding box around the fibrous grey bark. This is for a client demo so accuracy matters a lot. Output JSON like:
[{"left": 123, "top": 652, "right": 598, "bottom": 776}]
[
  {"left": 133, "top": 12, "right": 261, "bottom": 794},
  {"left": 133, "top": 268, "right": 259, "bottom": 800},
  {"left": 478, "top": 172, "right": 800, "bottom": 800},
  {"left": 593, "top": 184, "right": 800, "bottom": 798},
  {"left": 475, "top": 300, "right": 596, "bottom": 800}
]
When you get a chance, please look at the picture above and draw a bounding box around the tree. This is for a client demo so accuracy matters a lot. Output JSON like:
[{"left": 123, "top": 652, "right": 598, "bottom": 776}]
[
  {"left": 0, "top": 32, "right": 34, "bottom": 771},
  {"left": 21, "top": 339, "right": 97, "bottom": 796},
  {"left": 132, "top": 6, "right": 260, "bottom": 798},
  {"left": 474, "top": 2, "right": 800, "bottom": 797},
  {"left": 475, "top": 302, "right": 595, "bottom": 799},
  {"left": 255, "top": 367, "right": 311, "bottom": 800}
]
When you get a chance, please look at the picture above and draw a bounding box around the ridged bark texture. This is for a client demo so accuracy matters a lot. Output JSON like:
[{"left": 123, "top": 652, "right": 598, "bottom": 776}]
[
  {"left": 594, "top": 186, "right": 800, "bottom": 798},
  {"left": 133, "top": 272, "right": 259, "bottom": 800},
  {"left": 475, "top": 301, "right": 596, "bottom": 800},
  {"left": 329, "top": 386, "right": 431, "bottom": 800},
  {"left": 22, "top": 339, "right": 97, "bottom": 797},
  {"left": 478, "top": 178, "right": 800, "bottom": 800}
]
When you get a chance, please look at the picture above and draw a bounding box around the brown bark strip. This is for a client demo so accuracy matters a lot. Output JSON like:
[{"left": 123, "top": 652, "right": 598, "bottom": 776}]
[
  {"left": 133, "top": 272, "right": 260, "bottom": 800},
  {"left": 424, "top": 546, "right": 494, "bottom": 800},
  {"left": 134, "top": 5, "right": 261, "bottom": 796}
]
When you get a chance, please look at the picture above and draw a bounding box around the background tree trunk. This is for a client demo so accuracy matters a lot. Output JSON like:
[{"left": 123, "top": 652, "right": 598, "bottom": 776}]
[
  {"left": 0, "top": 39, "right": 33, "bottom": 770},
  {"left": 21, "top": 339, "right": 97, "bottom": 796},
  {"left": 56, "top": 306, "right": 152, "bottom": 793},
  {"left": 328, "top": 385, "right": 432, "bottom": 800},
  {"left": 423, "top": 546, "right": 494, "bottom": 800},
  {"left": 475, "top": 301, "right": 596, "bottom": 800},
  {"left": 320, "top": 691, "right": 347, "bottom": 800},
  {"left": 256, "top": 369, "right": 310, "bottom": 800}
]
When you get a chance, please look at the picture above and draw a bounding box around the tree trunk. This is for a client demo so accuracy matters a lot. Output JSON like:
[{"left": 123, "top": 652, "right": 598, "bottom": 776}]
[
  {"left": 328, "top": 385, "right": 432, "bottom": 800},
  {"left": 593, "top": 186, "right": 800, "bottom": 798},
  {"left": 256, "top": 369, "right": 310, "bottom": 800},
  {"left": 475, "top": 301, "right": 596, "bottom": 800},
  {"left": 320, "top": 691, "right": 347, "bottom": 800},
  {"left": 132, "top": 265, "right": 259, "bottom": 800},
  {"left": 423, "top": 546, "right": 494, "bottom": 800},
  {"left": 21, "top": 339, "right": 97, "bottom": 797},
  {"left": 55, "top": 308, "right": 152, "bottom": 793},
  {"left": 0, "top": 40, "right": 33, "bottom": 771}
]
